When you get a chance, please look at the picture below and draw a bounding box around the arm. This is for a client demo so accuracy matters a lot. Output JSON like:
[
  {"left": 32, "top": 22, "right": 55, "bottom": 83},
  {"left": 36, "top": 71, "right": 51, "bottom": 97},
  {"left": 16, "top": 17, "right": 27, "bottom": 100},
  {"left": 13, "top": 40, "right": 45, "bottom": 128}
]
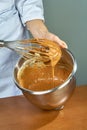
[{"left": 16, "top": 0, "right": 67, "bottom": 48}]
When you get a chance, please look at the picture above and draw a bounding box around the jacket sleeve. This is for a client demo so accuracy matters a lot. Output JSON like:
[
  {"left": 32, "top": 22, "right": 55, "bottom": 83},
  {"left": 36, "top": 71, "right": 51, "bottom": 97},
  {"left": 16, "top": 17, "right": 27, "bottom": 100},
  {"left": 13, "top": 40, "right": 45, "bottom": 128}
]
[{"left": 15, "top": 0, "right": 44, "bottom": 26}]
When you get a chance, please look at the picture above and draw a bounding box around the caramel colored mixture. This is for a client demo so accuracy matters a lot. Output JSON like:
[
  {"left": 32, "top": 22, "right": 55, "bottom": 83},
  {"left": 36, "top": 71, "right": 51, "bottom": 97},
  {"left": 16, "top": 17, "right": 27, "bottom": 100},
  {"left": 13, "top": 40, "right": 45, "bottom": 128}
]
[{"left": 17, "top": 60, "right": 70, "bottom": 91}]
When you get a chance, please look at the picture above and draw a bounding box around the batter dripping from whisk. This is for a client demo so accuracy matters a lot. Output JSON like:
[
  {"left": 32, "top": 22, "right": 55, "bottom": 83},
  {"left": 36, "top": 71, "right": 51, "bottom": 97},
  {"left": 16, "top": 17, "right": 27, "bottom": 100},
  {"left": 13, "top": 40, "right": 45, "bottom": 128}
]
[{"left": 17, "top": 39, "right": 69, "bottom": 91}]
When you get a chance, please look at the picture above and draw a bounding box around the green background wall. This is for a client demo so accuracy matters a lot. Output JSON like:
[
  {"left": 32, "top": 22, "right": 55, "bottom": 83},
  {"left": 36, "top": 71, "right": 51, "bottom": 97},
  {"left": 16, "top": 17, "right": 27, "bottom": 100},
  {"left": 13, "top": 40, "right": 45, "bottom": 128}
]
[{"left": 43, "top": 0, "right": 87, "bottom": 85}]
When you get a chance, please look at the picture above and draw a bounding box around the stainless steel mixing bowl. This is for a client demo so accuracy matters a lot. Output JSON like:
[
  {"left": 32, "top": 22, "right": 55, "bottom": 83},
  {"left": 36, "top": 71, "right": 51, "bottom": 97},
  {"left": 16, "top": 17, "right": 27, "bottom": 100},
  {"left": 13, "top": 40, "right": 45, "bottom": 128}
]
[{"left": 13, "top": 48, "right": 77, "bottom": 110}]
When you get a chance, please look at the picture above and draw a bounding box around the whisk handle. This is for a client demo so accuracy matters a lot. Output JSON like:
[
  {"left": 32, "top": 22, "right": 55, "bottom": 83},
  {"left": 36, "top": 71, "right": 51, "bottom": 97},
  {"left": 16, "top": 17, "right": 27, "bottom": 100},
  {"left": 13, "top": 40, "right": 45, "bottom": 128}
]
[{"left": 0, "top": 40, "right": 4, "bottom": 47}]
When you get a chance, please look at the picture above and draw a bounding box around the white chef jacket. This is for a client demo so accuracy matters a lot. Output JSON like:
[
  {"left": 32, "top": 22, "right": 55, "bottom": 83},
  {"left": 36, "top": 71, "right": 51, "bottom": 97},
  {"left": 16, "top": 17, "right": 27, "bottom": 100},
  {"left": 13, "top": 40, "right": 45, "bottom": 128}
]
[{"left": 0, "top": 0, "right": 44, "bottom": 98}]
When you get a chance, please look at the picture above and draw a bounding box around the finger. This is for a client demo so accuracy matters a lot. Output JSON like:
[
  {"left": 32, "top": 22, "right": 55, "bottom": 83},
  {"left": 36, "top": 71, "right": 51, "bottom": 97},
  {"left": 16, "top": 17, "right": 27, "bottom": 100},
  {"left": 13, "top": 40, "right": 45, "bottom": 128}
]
[{"left": 52, "top": 35, "right": 68, "bottom": 48}]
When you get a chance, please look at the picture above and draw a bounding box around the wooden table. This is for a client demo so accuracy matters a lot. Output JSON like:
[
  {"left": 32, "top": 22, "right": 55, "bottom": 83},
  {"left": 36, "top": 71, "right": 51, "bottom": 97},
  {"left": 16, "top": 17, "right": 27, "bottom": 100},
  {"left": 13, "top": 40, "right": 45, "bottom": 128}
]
[{"left": 0, "top": 85, "right": 87, "bottom": 130}]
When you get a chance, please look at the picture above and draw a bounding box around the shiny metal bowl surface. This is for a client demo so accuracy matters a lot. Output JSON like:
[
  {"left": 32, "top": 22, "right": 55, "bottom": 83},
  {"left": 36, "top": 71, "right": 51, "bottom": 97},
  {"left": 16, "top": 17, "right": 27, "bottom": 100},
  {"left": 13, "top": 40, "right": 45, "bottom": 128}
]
[{"left": 13, "top": 48, "right": 77, "bottom": 110}]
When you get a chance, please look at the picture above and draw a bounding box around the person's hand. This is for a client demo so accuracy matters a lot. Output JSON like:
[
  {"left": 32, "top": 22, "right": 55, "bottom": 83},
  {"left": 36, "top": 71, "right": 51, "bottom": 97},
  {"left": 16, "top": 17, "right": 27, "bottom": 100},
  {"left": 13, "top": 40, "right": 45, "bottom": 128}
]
[
  {"left": 26, "top": 20, "right": 67, "bottom": 48},
  {"left": 43, "top": 31, "right": 68, "bottom": 48}
]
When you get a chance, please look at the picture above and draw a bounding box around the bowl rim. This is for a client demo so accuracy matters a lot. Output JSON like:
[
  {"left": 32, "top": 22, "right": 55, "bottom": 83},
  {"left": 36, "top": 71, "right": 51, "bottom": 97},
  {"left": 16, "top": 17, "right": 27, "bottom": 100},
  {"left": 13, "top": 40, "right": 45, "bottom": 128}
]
[{"left": 13, "top": 49, "right": 77, "bottom": 95}]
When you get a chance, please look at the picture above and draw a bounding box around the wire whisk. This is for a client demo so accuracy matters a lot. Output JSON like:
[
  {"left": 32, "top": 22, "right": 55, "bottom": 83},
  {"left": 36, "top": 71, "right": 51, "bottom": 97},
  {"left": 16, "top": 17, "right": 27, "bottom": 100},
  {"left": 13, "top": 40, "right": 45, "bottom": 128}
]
[{"left": 0, "top": 38, "right": 62, "bottom": 66}]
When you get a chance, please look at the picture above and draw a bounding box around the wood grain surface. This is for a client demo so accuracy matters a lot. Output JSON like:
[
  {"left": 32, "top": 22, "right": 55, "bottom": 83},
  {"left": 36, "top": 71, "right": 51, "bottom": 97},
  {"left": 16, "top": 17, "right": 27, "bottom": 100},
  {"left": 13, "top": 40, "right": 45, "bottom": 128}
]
[{"left": 0, "top": 85, "right": 87, "bottom": 130}]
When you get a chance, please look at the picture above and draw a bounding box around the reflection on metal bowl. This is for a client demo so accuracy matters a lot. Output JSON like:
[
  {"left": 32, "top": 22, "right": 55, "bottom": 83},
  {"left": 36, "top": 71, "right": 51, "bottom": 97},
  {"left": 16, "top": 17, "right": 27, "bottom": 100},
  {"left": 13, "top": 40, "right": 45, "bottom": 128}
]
[{"left": 13, "top": 48, "right": 77, "bottom": 110}]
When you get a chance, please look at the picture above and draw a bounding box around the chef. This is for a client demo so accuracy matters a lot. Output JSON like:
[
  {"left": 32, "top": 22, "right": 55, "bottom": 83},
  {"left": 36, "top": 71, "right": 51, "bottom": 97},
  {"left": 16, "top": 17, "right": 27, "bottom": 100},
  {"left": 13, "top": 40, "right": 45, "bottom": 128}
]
[{"left": 0, "top": 0, "right": 67, "bottom": 98}]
